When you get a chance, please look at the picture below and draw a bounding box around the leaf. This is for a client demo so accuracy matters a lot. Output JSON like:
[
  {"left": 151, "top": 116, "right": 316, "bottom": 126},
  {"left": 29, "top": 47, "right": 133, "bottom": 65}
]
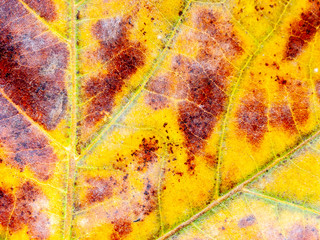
[{"left": 1, "top": 0, "right": 320, "bottom": 239}]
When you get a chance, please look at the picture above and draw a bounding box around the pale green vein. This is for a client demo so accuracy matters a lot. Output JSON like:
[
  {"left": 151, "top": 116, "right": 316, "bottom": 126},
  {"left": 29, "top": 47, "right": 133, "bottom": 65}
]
[
  {"left": 62, "top": 0, "right": 78, "bottom": 238},
  {"left": 243, "top": 188, "right": 320, "bottom": 216}
]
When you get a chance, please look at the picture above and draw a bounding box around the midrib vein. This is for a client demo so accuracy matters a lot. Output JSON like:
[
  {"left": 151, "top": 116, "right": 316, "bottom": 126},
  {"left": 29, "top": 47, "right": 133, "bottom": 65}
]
[{"left": 63, "top": 0, "right": 78, "bottom": 238}]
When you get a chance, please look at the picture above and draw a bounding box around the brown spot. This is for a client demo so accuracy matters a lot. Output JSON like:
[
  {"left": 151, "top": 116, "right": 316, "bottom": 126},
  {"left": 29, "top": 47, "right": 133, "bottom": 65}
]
[
  {"left": 0, "top": 94, "right": 58, "bottom": 180},
  {"left": 0, "top": 182, "right": 50, "bottom": 239},
  {"left": 145, "top": 93, "right": 169, "bottom": 110},
  {"left": 286, "top": 36, "right": 306, "bottom": 60},
  {"left": 24, "top": 0, "right": 57, "bottom": 21},
  {"left": 83, "top": 16, "right": 145, "bottom": 126},
  {"left": 86, "top": 177, "right": 117, "bottom": 204},
  {"left": 178, "top": 101, "right": 217, "bottom": 154},
  {"left": 270, "top": 103, "right": 296, "bottom": 132},
  {"left": 146, "top": 10, "right": 242, "bottom": 171},
  {"left": 238, "top": 215, "right": 256, "bottom": 228},
  {"left": 285, "top": 4, "right": 320, "bottom": 60},
  {"left": 132, "top": 137, "right": 159, "bottom": 172},
  {"left": 111, "top": 219, "right": 133, "bottom": 240},
  {"left": 273, "top": 78, "right": 310, "bottom": 130},
  {"left": 237, "top": 90, "right": 268, "bottom": 146},
  {"left": 288, "top": 224, "right": 319, "bottom": 240},
  {"left": 172, "top": 10, "right": 242, "bottom": 172},
  {"left": 0, "top": 2, "right": 69, "bottom": 130}
]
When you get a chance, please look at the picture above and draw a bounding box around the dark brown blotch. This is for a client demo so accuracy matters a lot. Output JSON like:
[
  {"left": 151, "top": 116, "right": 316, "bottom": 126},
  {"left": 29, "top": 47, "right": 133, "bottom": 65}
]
[
  {"left": 0, "top": 21, "right": 68, "bottom": 130},
  {"left": 237, "top": 90, "right": 268, "bottom": 146},
  {"left": 145, "top": 76, "right": 172, "bottom": 110},
  {"left": 285, "top": 3, "right": 320, "bottom": 60},
  {"left": 174, "top": 9, "right": 242, "bottom": 171},
  {"left": 83, "top": 17, "right": 146, "bottom": 126},
  {"left": 178, "top": 101, "right": 216, "bottom": 154}
]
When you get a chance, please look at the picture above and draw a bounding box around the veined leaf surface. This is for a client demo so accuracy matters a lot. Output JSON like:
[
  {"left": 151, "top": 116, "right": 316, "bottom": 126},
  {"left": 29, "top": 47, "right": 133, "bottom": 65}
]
[{"left": 1, "top": 0, "right": 320, "bottom": 239}]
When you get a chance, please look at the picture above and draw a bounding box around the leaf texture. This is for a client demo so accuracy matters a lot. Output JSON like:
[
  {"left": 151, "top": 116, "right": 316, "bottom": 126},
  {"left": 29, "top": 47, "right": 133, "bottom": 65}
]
[{"left": 1, "top": 0, "right": 320, "bottom": 239}]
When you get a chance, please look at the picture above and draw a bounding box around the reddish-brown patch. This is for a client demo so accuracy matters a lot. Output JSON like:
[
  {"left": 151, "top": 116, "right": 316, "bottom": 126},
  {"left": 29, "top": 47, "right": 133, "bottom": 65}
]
[
  {"left": 0, "top": 94, "right": 58, "bottom": 180},
  {"left": 0, "top": 1, "right": 68, "bottom": 130},
  {"left": 83, "top": 16, "right": 146, "bottom": 126},
  {"left": 288, "top": 224, "right": 319, "bottom": 240},
  {"left": 290, "top": 85, "right": 310, "bottom": 126},
  {"left": 273, "top": 78, "right": 310, "bottom": 131},
  {"left": 145, "top": 10, "right": 242, "bottom": 171},
  {"left": 0, "top": 182, "right": 49, "bottom": 240},
  {"left": 111, "top": 219, "right": 133, "bottom": 240},
  {"left": 86, "top": 177, "right": 118, "bottom": 204},
  {"left": 164, "top": 9, "right": 242, "bottom": 173},
  {"left": 270, "top": 103, "right": 296, "bottom": 132},
  {"left": 237, "top": 90, "right": 268, "bottom": 146},
  {"left": 178, "top": 101, "right": 217, "bottom": 154},
  {"left": 0, "top": 188, "right": 14, "bottom": 227},
  {"left": 285, "top": 2, "right": 320, "bottom": 60},
  {"left": 23, "top": 0, "right": 57, "bottom": 21},
  {"left": 132, "top": 137, "right": 159, "bottom": 172}
]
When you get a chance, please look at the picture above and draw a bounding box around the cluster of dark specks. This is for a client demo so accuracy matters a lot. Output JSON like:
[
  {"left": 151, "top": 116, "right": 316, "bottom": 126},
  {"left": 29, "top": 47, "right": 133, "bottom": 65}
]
[{"left": 82, "top": 137, "right": 161, "bottom": 238}]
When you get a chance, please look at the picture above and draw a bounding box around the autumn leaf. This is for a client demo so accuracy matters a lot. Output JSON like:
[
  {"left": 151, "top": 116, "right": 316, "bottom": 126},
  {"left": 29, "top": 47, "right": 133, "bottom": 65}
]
[{"left": 1, "top": 0, "right": 320, "bottom": 239}]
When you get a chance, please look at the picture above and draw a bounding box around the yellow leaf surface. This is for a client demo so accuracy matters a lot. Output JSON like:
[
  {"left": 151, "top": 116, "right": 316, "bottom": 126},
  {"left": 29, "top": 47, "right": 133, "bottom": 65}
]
[{"left": 1, "top": 0, "right": 320, "bottom": 239}]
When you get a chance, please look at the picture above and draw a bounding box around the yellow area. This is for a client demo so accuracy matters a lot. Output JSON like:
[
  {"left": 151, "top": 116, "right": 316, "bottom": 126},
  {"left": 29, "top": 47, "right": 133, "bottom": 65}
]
[{"left": 2, "top": 0, "right": 320, "bottom": 239}]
